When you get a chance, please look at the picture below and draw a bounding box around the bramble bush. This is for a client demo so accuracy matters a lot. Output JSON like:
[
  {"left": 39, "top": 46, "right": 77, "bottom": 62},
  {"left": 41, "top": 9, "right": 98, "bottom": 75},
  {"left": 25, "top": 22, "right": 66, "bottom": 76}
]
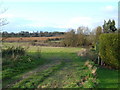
[
  {"left": 2, "top": 46, "right": 26, "bottom": 58},
  {"left": 99, "top": 33, "right": 119, "bottom": 69}
]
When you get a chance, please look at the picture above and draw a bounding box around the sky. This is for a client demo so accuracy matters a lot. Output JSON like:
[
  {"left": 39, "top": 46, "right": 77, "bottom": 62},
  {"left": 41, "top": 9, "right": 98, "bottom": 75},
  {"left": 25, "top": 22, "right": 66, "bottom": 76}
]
[{"left": 0, "top": 0, "right": 119, "bottom": 32}]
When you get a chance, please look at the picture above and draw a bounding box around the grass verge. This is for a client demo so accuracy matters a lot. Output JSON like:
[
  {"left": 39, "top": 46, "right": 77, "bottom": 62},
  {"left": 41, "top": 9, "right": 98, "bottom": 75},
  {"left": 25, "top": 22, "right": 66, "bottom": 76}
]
[{"left": 97, "top": 67, "right": 119, "bottom": 88}]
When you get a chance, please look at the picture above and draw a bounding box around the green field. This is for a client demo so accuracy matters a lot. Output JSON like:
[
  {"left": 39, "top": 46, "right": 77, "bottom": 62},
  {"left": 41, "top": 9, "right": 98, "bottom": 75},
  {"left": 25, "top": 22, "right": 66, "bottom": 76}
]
[{"left": 2, "top": 42, "right": 119, "bottom": 88}]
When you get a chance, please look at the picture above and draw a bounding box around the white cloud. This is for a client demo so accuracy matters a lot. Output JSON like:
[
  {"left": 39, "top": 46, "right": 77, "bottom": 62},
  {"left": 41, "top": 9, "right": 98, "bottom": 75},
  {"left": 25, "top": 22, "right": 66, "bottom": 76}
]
[
  {"left": 22, "top": 16, "right": 102, "bottom": 29},
  {"left": 100, "top": 5, "right": 117, "bottom": 18},
  {"left": 0, "top": 13, "right": 14, "bottom": 18},
  {"left": 40, "top": 16, "right": 94, "bottom": 29},
  {"left": 15, "top": 16, "right": 93, "bottom": 29},
  {"left": 65, "top": 17, "right": 93, "bottom": 28},
  {"left": 104, "top": 5, "right": 115, "bottom": 12}
]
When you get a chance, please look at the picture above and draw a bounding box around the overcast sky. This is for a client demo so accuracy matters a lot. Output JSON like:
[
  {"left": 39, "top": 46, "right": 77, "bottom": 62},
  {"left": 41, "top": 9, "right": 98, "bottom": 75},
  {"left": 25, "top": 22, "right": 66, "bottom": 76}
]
[{"left": 0, "top": 0, "right": 119, "bottom": 32}]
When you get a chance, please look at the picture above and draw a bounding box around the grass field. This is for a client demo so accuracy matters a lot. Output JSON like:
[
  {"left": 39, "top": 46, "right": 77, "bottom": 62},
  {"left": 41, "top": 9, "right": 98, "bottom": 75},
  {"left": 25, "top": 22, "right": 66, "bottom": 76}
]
[{"left": 2, "top": 42, "right": 119, "bottom": 88}]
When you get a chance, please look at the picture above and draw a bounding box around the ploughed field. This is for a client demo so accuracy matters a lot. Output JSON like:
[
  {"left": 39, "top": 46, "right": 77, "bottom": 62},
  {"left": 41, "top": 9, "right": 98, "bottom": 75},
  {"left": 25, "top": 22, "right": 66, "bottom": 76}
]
[
  {"left": 1, "top": 36, "right": 63, "bottom": 42},
  {"left": 2, "top": 42, "right": 119, "bottom": 88}
]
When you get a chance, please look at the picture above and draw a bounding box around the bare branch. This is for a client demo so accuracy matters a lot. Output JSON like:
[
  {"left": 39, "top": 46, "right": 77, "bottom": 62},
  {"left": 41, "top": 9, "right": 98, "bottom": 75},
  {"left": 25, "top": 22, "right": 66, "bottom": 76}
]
[
  {"left": 0, "top": 4, "right": 8, "bottom": 27},
  {"left": 0, "top": 18, "right": 9, "bottom": 26}
]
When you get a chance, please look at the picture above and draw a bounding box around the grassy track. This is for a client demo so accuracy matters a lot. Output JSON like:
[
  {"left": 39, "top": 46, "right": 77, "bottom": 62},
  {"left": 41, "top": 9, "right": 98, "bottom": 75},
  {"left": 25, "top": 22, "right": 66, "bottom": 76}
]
[
  {"left": 12, "top": 47, "right": 87, "bottom": 88},
  {"left": 3, "top": 45, "right": 91, "bottom": 88}
]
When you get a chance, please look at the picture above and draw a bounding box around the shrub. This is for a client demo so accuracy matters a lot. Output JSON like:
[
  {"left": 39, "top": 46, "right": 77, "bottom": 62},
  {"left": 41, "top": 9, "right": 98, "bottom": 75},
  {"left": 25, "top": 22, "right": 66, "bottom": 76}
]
[
  {"left": 99, "top": 33, "right": 119, "bottom": 69},
  {"left": 2, "top": 46, "right": 26, "bottom": 58}
]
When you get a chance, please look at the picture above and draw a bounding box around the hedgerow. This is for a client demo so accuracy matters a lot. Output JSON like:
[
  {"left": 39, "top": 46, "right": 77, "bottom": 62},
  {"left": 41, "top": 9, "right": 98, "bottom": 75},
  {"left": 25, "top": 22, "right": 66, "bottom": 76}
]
[{"left": 99, "top": 33, "right": 119, "bottom": 69}]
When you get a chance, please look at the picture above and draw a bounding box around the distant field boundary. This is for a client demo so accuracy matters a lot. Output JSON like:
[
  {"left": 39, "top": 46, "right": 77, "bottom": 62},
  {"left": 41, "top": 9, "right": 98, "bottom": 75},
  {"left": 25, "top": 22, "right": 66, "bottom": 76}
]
[{"left": 1, "top": 36, "right": 64, "bottom": 42}]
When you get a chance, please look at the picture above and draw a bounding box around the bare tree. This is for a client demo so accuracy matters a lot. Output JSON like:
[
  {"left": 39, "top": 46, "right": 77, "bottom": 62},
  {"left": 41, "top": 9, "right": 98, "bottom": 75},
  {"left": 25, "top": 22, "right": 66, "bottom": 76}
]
[
  {"left": 62, "top": 29, "right": 77, "bottom": 47},
  {"left": 0, "top": 4, "right": 8, "bottom": 27},
  {"left": 0, "top": 4, "right": 8, "bottom": 42},
  {"left": 76, "top": 26, "right": 88, "bottom": 46},
  {"left": 95, "top": 26, "right": 102, "bottom": 42}
]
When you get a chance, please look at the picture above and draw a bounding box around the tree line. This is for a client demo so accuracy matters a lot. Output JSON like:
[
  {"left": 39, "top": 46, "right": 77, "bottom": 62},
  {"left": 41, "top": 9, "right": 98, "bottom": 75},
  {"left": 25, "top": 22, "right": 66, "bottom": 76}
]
[
  {"left": 1, "top": 31, "right": 65, "bottom": 37},
  {"left": 62, "top": 19, "right": 118, "bottom": 47}
]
